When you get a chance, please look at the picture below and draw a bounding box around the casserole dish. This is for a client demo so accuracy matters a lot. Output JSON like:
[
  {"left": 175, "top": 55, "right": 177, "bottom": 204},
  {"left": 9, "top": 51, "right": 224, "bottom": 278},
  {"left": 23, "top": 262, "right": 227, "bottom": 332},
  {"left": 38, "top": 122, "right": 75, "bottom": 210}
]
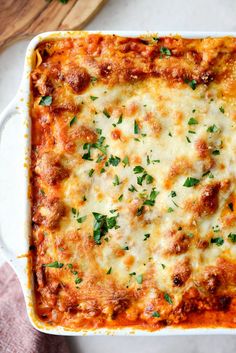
[{"left": 1, "top": 30, "right": 236, "bottom": 335}]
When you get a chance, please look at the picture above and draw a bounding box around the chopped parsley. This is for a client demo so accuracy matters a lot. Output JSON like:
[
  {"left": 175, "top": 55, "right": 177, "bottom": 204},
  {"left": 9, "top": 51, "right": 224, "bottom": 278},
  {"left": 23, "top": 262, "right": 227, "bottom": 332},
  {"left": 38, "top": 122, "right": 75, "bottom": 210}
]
[
  {"left": 228, "top": 202, "right": 234, "bottom": 211},
  {"left": 128, "top": 184, "right": 137, "bottom": 192},
  {"left": 117, "top": 115, "right": 123, "bottom": 124},
  {"left": 219, "top": 106, "right": 225, "bottom": 113},
  {"left": 228, "top": 233, "right": 236, "bottom": 243},
  {"left": 146, "top": 174, "right": 154, "bottom": 184},
  {"left": 122, "top": 156, "right": 129, "bottom": 167},
  {"left": 152, "top": 311, "right": 160, "bottom": 318},
  {"left": 92, "top": 212, "right": 119, "bottom": 244},
  {"left": 134, "top": 120, "right": 139, "bottom": 134},
  {"left": 207, "top": 124, "right": 219, "bottom": 133},
  {"left": 143, "top": 188, "right": 159, "bottom": 206},
  {"left": 136, "top": 205, "right": 144, "bottom": 216},
  {"left": 212, "top": 150, "right": 220, "bottom": 155},
  {"left": 77, "top": 215, "right": 87, "bottom": 224},
  {"left": 183, "top": 177, "right": 200, "bottom": 187},
  {"left": 133, "top": 166, "right": 145, "bottom": 174},
  {"left": 160, "top": 47, "right": 172, "bottom": 57},
  {"left": 123, "top": 246, "right": 129, "bottom": 250},
  {"left": 113, "top": 175, "right": 120, "bottom": 186},
  {"left": 170, "top": 190, "right": 177, "bottom": 197},
  {"left": 167, "top": 207, "right": 174, "bottom": 213},
  {"left": 136, "top": 274, "right": 143, "bottom": 284},
  {"left": 133, "top": 165, "right": 154, "bottom": 186},
  {"left": 39, "top": 95, "right": 52, "bottom": 106},
  {"left": 202, "top": 170, "right": 214, "bottom": 178},
  {"left": 187, "top": 233, "right": 194, "bottom": 238},
  {"left": 185, "top": 79, "right": 197, "bottom": 90},
  {"left": 144, "top": 233, "right": 150, "bottom": 241},
  {"left": 90, "top": 96, "right": 98, "bottom": 101},
  {"left": 75, "top": 277, "right": 82, "bottom": 284},
  {"left": 103, "top": 109, "right": 111, "bottom": 118},
  {"left": 211, "top": 237, "right": 224, "bottom": 246},
  {"left": 186, "top": 136, "right": 191, "bottom": 143},
  {"left": 69, "top": 116, "right": 77, "bottom": 127},
  {"left": 90, "top": 76, "right": 97, "bottom": 84},
  {"left": 88, "top": 169, "right": 94, "bottom": 177},
  {"left": 43, "top": 261, "right": 64, "bottom": 268},
  {"left": 106, "top": 267, "right": 112, "bottom": 275},
  {"left": 82, "top": 136, "right": 108, "bottom": 160},
  {"left": 164, "top": 293, "right": 173, "bottom": 304},
  {"left": 109, "top": 155, "right": 121, "bottom": 166},
  {"left": 212, "top": 225, "right": 220, "bottom": 233},
  {"left": 82, "top": 143, "right": 93, "bottom": 160},
  {"left": 118, "top": 194, "right": 123, "bottom": 201},
  {"left": 188, "top": 117, "right": 198, "bottom": 125}
]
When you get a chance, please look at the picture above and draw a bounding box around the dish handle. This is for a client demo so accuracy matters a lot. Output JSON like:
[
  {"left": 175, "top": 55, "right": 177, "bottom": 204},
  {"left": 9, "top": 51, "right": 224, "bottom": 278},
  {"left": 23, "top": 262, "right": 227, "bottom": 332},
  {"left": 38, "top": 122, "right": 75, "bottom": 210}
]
[{"left": 0, "top": 99, "right": 28, "bottom": 270}]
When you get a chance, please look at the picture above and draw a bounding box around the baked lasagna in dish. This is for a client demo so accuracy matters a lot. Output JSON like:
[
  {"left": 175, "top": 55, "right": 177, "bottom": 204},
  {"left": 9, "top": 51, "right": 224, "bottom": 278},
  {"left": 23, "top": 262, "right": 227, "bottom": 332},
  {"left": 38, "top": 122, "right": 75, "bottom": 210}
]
[{"left": 30, "top": 33, "right": 236, "bottom": 330}]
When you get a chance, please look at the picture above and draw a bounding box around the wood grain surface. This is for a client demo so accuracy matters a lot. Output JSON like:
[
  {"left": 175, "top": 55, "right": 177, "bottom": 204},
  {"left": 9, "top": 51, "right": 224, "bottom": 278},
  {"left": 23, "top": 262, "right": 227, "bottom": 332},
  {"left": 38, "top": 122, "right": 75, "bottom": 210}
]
[{"left": 0, "top": 0, "right": 107, "bottom": 50}]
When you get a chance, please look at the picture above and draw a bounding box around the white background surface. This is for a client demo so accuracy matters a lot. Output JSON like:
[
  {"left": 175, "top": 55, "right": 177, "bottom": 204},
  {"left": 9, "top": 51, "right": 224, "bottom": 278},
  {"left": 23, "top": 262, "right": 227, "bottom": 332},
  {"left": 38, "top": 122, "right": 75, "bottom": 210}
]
[{"left": 1, "top": 0, "right": 236, "bottom": 352}]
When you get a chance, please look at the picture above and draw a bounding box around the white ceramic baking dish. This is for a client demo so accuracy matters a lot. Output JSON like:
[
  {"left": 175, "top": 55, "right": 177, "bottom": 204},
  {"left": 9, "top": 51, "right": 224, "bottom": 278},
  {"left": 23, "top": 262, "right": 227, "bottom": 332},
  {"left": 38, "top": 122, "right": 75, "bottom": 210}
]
[{"left": 0, "top": 30, "right": 236, "bottom": 336}]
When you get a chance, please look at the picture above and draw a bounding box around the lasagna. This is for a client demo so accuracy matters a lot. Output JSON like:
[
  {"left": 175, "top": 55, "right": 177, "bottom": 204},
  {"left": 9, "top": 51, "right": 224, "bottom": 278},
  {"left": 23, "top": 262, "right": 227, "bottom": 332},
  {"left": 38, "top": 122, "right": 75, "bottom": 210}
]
[{"left": 30, "top": 33, "right": 236, "bottom": 330}]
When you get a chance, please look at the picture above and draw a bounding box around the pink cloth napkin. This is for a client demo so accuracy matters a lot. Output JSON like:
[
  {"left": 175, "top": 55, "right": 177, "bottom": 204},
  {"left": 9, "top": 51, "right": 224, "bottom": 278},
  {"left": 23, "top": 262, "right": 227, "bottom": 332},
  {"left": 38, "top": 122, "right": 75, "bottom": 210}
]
[{"left": 0, "top": 262, "right": 70, "bottom": 353}]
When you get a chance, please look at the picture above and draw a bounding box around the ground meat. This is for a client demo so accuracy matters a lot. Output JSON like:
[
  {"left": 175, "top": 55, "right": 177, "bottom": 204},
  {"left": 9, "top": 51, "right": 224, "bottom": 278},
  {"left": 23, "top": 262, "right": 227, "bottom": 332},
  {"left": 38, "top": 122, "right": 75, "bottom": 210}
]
[
  {"left": 201, "top": 267, "right": 222, "bottom": 293},
  {"left": 35, "top": 151, "right": 69, "bottom": 185},
  {"left": 64, "top": 66, "right": 90, "bottom": 93},
  {"left": 31, "top": 71, "right": 54, "bottom": 96},
  {"left": 172, "top": 258, "right": 191, "bottom": 287},
  {"left": 33, "top": 197, "right": 65, "bottom": 229}
]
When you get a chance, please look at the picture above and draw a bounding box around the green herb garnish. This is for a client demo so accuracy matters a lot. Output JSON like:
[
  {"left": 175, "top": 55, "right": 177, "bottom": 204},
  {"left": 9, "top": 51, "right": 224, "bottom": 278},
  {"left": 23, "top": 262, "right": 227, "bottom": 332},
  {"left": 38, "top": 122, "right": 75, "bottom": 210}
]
[
  {"left": 211, "top": 237, "right": 224, "bottom": 246},
  {"left": 136, "top": 274, "right": 143, "bottom": 284},
  {"left": 188, "top": 117, "right": 198, "bottom": 125},
  {"left": 160, "top": 47, "right": 172, "bottom": 57},
  {"left": 69, "top": 116, "right": 77, "bottom": 127},
  {"left": 183, "top": 177, "right": 200, "bottom": 187},
  {"left": 228, "top": 233, "right": 236, "bottom": 243},
  {"left": 90, "top": 96, "right": 98, "bottom": 101},
  {"left": 43, "top": 261, "right": 64, "bottom": 268},
  {"left": 39, "top": 95, "right": 52, "bottom": 106},
  {"left": 164, "top": 293, "right": 173, "bottom": 304}
]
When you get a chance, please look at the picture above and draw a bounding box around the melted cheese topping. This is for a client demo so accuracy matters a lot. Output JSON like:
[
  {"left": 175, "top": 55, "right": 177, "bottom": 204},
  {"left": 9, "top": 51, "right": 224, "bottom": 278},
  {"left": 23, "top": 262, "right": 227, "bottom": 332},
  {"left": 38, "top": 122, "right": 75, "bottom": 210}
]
[{"left": 30, "top": 34, "right": 236, "bottom": 330}]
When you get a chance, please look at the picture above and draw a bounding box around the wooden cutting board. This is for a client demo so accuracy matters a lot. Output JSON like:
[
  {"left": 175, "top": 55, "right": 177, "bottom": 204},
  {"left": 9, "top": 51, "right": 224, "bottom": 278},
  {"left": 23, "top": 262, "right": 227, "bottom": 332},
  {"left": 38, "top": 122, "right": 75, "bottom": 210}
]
[{"left": 0, "top": 0, "right": 107, "bottom": 50}]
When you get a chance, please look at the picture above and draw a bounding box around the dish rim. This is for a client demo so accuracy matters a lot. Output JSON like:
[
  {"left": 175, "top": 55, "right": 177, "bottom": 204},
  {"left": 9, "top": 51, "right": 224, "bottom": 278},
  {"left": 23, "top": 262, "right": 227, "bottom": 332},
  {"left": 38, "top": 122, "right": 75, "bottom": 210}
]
[{"left": 1, "top": 30, "right": 236, "bottom": 335}]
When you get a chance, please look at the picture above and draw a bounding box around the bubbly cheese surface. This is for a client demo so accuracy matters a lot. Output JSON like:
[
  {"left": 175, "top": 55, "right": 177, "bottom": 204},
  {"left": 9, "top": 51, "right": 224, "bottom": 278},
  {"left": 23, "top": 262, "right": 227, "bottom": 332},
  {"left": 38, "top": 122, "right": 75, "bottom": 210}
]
[{"left": 30, "top": 34, "right": 236, "bottom": 330}]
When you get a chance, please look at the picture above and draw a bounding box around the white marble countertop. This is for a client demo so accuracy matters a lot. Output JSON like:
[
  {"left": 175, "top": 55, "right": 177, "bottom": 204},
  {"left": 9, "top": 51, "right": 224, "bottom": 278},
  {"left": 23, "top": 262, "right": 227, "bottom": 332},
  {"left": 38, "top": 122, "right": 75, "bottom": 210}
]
[{"left": 1, "top": 0, "right": 236, "bottom": 351}]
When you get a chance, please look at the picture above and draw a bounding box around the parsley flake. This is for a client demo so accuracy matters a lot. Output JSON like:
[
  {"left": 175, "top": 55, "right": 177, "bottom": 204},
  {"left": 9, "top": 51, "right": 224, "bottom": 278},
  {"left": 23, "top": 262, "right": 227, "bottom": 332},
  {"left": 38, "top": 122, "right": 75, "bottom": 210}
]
[
  {"left": 90, "top": 96, "right": 98, "bottom": 101},
  {"left": 103, "top": 109, "right": 110, "bottom": 118},
  {"left": 43, "top": 261, "right": 64, "bottom": 268},
  {"left": 188, "top": 117, "right": 198, "bottom": 125},
  {"left": 106, "top": 267, "right": 112, "bottom": 274},
  {"left": 183, "top": 177, "right": 200, "bottom": 187},
  {"left": 39, "top": 95, "right": 52, "bottom": 106},
  {"left": 160, "top": 47, "right": 172, "bottom": 57},
  {"left": 134, "top": 120, "right": 139, "bottom": 134},
  {"left": 211, "top": 237, "right": 224, "bottom": 246},
  {"left": 152, "top": 311, "right": 160, "bottom": 318},
  {"left": 136, "top": 274, "right": 143, "bottom": 284},
  {"left": 228, "top": 233, "right": 236, "bottom": 243},
  {"left": 69, "top": 116, "right": 77, "bottom": 127},
  {"left": 164, "top": 293, "right": 173, "bottom": 304}
]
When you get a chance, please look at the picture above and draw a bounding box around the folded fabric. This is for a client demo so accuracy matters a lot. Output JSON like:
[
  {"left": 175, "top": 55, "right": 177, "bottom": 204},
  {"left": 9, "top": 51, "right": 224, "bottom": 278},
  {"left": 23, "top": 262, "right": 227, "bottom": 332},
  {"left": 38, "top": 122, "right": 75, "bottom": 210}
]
[{"left": 0, "top": 262, "right": 70, "bottom": 353}]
